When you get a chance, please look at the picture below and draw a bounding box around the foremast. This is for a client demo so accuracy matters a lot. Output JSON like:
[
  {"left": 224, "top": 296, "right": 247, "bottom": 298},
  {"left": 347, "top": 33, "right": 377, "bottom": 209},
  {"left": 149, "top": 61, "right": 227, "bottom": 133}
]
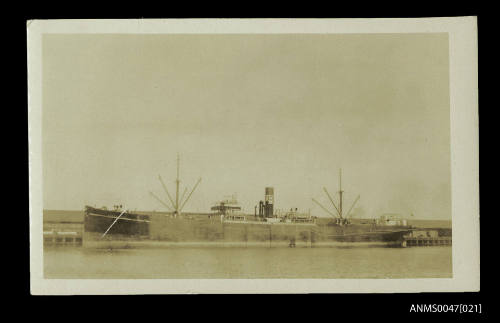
[{"left": 150, "top": 154, "right": 202, "bottom": 217}]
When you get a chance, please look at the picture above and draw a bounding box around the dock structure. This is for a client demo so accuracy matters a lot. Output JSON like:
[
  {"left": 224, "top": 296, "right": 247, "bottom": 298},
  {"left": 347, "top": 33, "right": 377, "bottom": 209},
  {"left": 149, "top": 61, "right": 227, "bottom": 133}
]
[
  {"left": 403, "top": 237, "right": 452, "bottom": 247},
  {"left": 402, "top": 228, "right": 452, "bottom": 247},
  {"left": 43, "top": 221, "right": 83, "bottom": 246},
  {"left": 44, "top": 231, "right": 83, "bottom": 246}
]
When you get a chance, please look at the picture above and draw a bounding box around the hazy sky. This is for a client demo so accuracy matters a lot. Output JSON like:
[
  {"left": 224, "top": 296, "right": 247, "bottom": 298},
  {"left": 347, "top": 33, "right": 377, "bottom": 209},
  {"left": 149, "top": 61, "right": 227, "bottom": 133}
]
[{"left": 42, "top": 33, "right": 450, "bottom": 219}]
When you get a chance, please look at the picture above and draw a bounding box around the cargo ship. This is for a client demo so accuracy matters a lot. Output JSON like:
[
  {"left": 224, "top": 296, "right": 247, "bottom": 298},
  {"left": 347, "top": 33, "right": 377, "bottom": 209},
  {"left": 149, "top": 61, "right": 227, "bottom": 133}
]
[{"left": 83, "top": 157, "right": 413, "bottom": 248}]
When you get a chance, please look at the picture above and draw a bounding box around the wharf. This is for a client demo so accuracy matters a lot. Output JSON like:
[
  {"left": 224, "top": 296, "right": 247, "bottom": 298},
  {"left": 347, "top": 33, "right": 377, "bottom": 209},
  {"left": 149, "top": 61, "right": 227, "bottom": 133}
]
[
  {"left": 43, "top": 221, "right": 83, "bottom": 247},
  {"left": 403, "top": 237, "right": 452, "bottom": 247},
  {"left": 402, "top": 228, "right": 452, "bottom": 247}
]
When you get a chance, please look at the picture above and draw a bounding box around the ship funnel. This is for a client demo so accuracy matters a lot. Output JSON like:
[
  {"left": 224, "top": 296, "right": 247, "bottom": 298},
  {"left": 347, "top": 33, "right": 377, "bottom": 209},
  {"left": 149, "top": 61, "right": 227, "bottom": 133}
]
[{"left": 265, "top": 187, "right": 274, "bottom": 217}]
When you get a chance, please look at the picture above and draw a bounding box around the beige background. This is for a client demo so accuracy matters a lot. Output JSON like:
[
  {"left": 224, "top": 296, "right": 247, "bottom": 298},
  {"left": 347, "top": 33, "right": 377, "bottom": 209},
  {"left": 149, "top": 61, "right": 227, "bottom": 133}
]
[
  {"left": 28, "top": 18, "right": 479, "bottom": 294},
  {"left": 41, "top": 33, "right": 450, "bottom": 220}
]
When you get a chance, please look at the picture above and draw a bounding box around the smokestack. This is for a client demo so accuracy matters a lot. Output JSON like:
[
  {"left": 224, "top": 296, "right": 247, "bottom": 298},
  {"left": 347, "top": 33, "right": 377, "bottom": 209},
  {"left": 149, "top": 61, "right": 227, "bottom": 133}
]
[{"left": 265, "top": 187, "right": 274, "bottom": 217}]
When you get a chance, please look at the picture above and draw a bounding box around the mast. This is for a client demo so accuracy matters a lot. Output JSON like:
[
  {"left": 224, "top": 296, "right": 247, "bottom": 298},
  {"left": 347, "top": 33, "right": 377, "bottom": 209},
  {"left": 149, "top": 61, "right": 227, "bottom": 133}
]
[
  {"left": 314, "top": 168, "right": 360, "bottom": 223},
  {"left": 175, "top": 153, "right": 180, "bottom": 216},
  {"left": 151, "top": 154, "right": 202, "bottom": 217},
  {"left": 339, "top": 168, "right": 343, "bottom": 219}
]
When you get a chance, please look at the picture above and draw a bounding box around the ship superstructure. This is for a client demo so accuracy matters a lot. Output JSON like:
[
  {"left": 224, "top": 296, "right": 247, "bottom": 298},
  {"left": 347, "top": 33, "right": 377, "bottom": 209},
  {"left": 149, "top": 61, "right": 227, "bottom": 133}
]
[{"left": 211, "top": 195, "right": 245, "bottom": 221}]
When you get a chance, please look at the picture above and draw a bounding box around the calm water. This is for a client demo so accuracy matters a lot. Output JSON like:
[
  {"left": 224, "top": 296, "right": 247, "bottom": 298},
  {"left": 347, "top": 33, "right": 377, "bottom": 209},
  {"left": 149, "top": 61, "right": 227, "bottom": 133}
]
[{"left": 44, "top": 246, "right": 452, "bottom": 279}]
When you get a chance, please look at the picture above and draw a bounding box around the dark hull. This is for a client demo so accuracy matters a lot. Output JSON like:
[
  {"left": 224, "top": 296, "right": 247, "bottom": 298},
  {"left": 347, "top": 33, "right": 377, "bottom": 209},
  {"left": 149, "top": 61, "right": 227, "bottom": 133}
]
[
  {"left": 83, "top": 206, "right": 411, "bottom": 248},
  {"left": 84, "top": 206, "right": 149, "bottom": 237}
]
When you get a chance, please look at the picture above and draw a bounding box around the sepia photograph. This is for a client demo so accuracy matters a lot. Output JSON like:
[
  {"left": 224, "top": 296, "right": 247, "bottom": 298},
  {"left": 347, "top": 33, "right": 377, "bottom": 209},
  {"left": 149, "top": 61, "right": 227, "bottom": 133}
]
[{"left": 28, "top": 18, "right": 479, "bottom": 294}]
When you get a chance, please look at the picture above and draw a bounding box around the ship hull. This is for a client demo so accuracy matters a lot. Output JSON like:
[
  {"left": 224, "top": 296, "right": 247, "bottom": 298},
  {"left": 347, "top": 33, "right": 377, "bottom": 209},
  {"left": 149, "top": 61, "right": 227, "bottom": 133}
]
[{"left": 83, "top": 206, "right": 411, "bottom": 248}]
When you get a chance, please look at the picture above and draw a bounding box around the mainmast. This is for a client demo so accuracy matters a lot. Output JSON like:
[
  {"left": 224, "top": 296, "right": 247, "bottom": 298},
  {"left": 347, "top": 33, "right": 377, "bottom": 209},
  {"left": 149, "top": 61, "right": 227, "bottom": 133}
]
[
  {"left": 176, "top": 153, "right": 180, "bottom": 216},
  {"left": 312, "top": 168, "right": 360, "bottom": 223},
  {"left": 339, "top": 168, "right": 343, "bottom": 219}
]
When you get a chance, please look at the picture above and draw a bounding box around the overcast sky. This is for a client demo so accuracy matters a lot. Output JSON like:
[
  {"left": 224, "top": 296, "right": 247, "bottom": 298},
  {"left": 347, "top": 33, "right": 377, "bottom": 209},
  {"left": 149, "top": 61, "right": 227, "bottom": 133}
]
[{"left": 42, "top": 33, "right": 450, "bottom": 219}]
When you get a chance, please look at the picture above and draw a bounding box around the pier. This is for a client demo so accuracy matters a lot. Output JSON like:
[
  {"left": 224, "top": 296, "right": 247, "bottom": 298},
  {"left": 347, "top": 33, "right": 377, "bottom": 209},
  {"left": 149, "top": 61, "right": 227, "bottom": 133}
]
[
  {"left": 402, "top": 228, "right": 452, "bottom": 247},
  {"left": 43, "top": 221, "right": 83, "bottom": 247},
  {"left": 403, "top": 237, "right": 452, "bottom": 247}
]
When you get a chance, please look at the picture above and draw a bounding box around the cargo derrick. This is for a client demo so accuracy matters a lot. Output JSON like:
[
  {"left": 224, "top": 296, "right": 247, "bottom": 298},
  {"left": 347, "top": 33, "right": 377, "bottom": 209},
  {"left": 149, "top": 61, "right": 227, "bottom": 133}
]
[
  {"left": 149, "top": 154, "right": 202, "bottom": 218},
  {"left": 312, "top": 169, "right": 360, "bottom": 226}
]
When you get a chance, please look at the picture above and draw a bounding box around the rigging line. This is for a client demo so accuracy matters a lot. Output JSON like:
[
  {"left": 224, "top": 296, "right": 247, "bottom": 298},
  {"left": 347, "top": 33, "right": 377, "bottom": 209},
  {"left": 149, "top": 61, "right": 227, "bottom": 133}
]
[
  {"left": 345, "top": 195, "right": 361, "bottom": 218},
  {"left": 178, "top": 187, "right": 188, "bottom": 208},
  {"left": 323, "top": 187, "right": 341, "bottom": 217},
  {"left": 180, "top": 177, "right": 202, "bottom": 212},
  {"left": 312, "top": 198, "right": 337, "bottom": 218},
  {"left": 158, "top": 175, "right": 176, "bottom": 210},
  {"left": 101, "top": 209, "right": 127, "bottom": 238},
  {"left": 149, "top": 191, "right": 173, "bottom": 211}
]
